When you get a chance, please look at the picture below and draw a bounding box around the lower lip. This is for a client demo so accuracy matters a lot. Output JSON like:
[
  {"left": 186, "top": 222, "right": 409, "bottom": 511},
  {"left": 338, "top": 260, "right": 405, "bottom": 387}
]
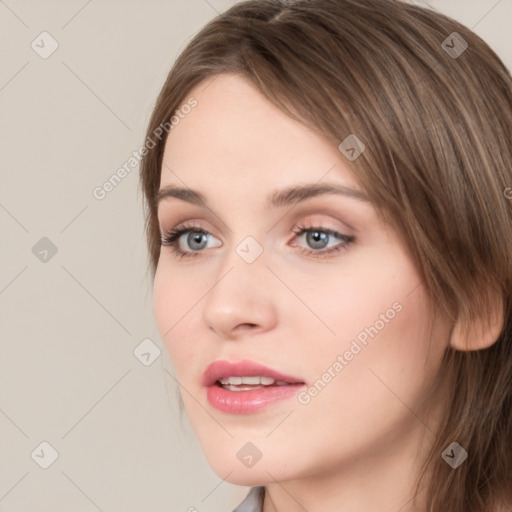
[{"left": 206, "top": 383, "right": 306, "bottom": 414}]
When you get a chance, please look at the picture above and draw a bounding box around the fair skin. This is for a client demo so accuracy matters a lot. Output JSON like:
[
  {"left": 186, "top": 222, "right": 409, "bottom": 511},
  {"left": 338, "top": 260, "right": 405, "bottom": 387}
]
[{"left": 152, "top": 73, "right": 489, "bottom": 512}]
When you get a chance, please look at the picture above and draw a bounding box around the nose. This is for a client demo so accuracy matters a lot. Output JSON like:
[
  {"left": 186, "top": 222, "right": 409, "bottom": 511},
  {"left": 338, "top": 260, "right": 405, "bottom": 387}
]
[{"left": 201, "top": 244, "right": 278, "bottom": 340}]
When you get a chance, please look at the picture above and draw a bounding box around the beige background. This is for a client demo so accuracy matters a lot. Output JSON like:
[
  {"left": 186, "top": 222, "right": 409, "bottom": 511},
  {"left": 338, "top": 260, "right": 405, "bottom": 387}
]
[{"left": 0, "top": 1, "right": 510, "bottom": 511}]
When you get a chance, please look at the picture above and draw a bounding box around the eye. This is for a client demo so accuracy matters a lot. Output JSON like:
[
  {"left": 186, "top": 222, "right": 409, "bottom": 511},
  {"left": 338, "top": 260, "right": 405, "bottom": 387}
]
[
  {"left": 160, "top": 221, "right": 355, "bottom": 260},
  {"left": 290, "top": 221, "right": 355, "bottom": 259},
  {"left": 160, "top": 221, "right": 220, "bottom": 260}
]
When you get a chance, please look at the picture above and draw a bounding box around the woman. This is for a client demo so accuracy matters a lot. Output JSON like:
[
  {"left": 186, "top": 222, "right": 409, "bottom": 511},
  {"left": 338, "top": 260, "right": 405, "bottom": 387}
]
[{"left": 139, "top": 0, "right": 512, "bottom": 510}]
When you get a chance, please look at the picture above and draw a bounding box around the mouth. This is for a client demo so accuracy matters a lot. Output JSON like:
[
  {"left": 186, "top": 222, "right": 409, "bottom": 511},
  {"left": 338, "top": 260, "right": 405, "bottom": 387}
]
[
  {"left": 202, "top": 359, "right": 305, "bottom": 388},
  {"left": 215, "top": 375, "right": 297, "bottom": 391},
  {"left": 202, "top": 359, "right": 306, "bottom": 414}
]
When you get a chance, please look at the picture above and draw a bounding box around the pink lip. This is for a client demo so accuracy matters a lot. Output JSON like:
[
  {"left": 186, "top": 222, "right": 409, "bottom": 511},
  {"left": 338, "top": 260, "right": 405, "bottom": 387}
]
[
  {"left": 202, "top": 359, "right": 306, "bottom": 414},
  {"left": 202, "top": 359, "right": 304, "bottom": 386}
]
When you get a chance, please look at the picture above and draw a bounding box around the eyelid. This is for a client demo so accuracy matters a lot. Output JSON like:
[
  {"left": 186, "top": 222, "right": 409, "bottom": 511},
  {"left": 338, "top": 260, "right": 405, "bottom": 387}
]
[
  {"left": 285, "top": 212, "right": 356, "bottom": 237},
  {"left": 279, "top": 202, "right": 360, "bottom": 232},
  {"left": 157, "top": 207, "right": 231, "bottom": 237},
  {"left": 160, "top": 214, "right": 352, "bottom": 239},
  {"left": 158, "top": 200, "right": 361, "bottom": 234},
  {"left": 159, "top": 218, "right": 217, "bottom": 236}
]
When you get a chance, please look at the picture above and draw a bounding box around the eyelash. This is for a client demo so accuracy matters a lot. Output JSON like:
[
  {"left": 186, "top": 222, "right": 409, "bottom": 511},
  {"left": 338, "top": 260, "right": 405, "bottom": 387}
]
[{"left": 160, "top": 221, "right": 355, "bottom": 261}]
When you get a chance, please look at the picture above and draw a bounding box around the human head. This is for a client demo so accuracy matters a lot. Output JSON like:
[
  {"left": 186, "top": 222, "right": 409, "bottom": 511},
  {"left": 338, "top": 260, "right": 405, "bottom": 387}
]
[{"left": 139, "top": 1, "right": 512, "bottom": 510}]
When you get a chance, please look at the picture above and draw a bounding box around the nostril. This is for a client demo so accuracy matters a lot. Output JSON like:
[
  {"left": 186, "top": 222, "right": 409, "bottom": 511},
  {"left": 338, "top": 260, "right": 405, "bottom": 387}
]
[{"left": 238, "top": 323, "right": 258, "bottom": 330}]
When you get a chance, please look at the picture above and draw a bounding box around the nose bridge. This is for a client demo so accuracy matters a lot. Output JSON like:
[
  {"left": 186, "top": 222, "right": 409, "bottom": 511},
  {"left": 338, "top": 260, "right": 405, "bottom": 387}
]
[
  {"left": 201, "top": 233, "right": 276, "bottom": 337},
  {"left": 214, "top": 230, "right": 268, "bottom": 289}
]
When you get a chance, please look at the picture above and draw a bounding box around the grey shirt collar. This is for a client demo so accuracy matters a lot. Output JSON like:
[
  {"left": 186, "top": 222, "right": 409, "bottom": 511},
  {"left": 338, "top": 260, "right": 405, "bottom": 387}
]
[{"left": 232, "top": 486, "right": 265, "bottom": 512}]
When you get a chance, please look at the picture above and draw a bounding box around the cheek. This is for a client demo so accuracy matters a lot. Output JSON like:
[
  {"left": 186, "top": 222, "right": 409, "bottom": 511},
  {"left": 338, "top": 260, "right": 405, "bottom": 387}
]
[
  {"left": 292, "top": 247, "right": 442, "bottom": 394},
  {"left": 286, "top": 288, "right": 445, "bottom": 470},
  {"left": 277, "top": 246, "right": 418, "bottom": 353},
  {"left": 302, "top": 275, "right": 444, "bottom": 418},
  {"left": 152, "top": 262, "right": 198, "bottom": 366}
]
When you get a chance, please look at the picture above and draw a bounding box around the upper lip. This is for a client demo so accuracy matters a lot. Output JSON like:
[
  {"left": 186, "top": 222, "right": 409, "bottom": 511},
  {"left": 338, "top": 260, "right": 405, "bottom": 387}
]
[{"left": 202, "top": 359, "right": 305, "bottom": 386}]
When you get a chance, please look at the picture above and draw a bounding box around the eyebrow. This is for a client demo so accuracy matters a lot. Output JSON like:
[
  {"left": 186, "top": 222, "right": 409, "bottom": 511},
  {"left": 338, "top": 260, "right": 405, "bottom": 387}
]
[{"left": 156, "top": 182, "right": 369, "bottom": 209}]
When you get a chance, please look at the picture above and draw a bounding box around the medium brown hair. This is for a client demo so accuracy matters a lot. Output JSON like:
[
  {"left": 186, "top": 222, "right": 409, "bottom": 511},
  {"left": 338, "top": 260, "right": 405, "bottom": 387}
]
[{"left": 138, "top": 0, "right": 512, "bottom": 510}]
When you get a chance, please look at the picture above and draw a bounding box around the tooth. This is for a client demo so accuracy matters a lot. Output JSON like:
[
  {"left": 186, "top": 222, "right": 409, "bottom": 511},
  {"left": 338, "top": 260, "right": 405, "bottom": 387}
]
[
  {"left": 218, "top": 376, "right": 280, "bottom": 386},
  {"left": 240, "top": 376, "right": 261, "bottom": 385},
  {"left": 275, "top": 380, "right": 290, "bottom": 386}
]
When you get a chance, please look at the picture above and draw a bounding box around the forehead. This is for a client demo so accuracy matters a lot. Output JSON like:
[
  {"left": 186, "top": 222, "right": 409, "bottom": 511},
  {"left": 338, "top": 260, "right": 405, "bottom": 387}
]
[{"left": 159, "top": 73, "right": 362, "bottom": 210}]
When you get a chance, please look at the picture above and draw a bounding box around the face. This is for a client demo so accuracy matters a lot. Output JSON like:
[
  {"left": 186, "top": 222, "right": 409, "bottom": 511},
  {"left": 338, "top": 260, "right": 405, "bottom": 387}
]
[{"left": 153, "top": 73, "right": 452, "bottom": 486}]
